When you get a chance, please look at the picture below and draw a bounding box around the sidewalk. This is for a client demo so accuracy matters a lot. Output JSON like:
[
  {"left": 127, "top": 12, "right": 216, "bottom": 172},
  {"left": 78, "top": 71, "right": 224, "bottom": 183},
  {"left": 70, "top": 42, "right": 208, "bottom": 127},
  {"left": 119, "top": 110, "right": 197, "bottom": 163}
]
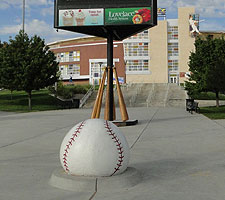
[{"left": 0, "top": 107, "right": 225, "bottom": 200}]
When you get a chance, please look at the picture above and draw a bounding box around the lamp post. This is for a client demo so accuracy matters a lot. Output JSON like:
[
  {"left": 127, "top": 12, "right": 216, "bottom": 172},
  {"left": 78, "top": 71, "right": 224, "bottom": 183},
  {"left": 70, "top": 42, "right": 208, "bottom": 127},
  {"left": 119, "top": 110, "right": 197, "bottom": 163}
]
[
  {"left": 98, "top": 62, "right": 103, "bottom": 85},
  {"left": 124, "top": 60, "right": 127, "bottom": 84},
  {"left": 22, "top": 0, "right": 25, "bottom": 32}
]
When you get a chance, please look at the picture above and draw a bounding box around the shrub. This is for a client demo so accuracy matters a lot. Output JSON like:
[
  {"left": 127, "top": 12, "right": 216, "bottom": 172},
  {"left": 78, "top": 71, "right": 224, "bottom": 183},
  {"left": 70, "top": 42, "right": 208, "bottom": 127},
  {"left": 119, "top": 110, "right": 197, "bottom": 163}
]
[{"left": 48, "top": 82, "right": 91, "bottom": 99}]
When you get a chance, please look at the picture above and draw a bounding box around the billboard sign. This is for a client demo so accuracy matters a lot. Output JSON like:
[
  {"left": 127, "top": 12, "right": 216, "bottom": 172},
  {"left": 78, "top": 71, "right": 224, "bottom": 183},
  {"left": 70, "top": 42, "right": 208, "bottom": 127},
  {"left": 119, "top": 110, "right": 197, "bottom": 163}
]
[
  {"left": 54, "top": 0, "right": 157, "bottom": 40},
  {"left": 157, "top": 8, "right": 166, "bottom": 17},
  {"left": 105, "top": 7, "right": 151, "bottom": 25},
  {"left": 59, "top": 9, "right": 104, "bottom": 26}
]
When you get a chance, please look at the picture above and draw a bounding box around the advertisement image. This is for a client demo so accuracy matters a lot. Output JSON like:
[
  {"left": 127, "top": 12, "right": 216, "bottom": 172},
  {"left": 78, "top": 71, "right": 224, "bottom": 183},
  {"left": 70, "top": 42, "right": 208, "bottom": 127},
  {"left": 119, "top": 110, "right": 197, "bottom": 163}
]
[
  {"left": 59, "top": 9, "right": 104, "bottom": 26},
  {"left": 105, "top": 7, "right": 151, "bottom": 25},
  {"left": 157, "top": 8, "right": 166, "bottom": 17}
]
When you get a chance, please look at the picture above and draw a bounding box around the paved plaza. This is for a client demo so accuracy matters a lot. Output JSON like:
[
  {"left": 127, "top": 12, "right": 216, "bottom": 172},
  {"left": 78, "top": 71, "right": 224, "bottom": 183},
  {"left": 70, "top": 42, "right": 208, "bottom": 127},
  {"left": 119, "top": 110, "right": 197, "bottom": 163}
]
[{"left": 0, "top": 107, "right": 225, "bottom": 200}]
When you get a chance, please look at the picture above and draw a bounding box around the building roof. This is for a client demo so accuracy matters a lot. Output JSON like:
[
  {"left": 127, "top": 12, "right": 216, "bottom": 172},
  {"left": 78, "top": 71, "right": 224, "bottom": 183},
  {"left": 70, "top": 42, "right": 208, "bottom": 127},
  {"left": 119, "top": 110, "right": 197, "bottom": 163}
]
[
  {"left": 47, "top": 35, "right": 99, "bottom": 46},
  {"left": 201, "top": 31, "right": 225, "bottom": 34}
]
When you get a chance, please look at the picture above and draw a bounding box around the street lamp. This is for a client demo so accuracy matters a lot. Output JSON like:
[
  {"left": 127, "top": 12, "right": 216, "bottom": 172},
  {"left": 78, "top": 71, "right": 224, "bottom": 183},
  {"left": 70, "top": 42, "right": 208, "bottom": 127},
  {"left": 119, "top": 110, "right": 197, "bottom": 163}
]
[
  {"left": 98, "top": 62, "right": 103, "bottom": 85},
  {"left": 22, "top": 0, "right": 25, "bottom": 32},
  {"left": 124, "top": 60, "right": 127, "bottom": 84}
]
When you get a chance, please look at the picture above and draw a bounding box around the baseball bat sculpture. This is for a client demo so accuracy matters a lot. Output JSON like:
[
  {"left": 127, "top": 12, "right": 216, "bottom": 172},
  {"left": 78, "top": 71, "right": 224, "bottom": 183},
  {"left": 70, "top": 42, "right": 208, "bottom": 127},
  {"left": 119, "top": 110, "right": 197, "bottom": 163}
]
[
  {"left": 91, "top": 68, "right": 107, "bottom": 119},
  {"left": 91, "top": 66, "right": 129, "bottom": 121},
  {"left": 113, "top": 67, "right": 129, "bottom": 121}
]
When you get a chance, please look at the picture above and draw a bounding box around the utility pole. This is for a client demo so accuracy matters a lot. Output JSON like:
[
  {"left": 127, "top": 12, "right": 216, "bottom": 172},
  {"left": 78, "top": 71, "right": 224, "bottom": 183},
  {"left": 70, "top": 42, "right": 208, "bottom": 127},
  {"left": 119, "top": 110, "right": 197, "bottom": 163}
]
[{"left": 22, "top": 0, "right": 25, "bottom": 32}]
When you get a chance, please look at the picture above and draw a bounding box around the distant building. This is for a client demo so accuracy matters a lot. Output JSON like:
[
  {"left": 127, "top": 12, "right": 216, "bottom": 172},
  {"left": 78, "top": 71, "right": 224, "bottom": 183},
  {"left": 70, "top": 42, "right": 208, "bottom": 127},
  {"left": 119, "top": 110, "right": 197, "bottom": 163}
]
[
  {"left": 48, "top": 7, "right": 224, "bottom": 86},
  {"left": 48, "top": 36, "right": 124, "bottom": 85},
  {"left": 200, "top": 31, "right": 225, "bottom": 39}
]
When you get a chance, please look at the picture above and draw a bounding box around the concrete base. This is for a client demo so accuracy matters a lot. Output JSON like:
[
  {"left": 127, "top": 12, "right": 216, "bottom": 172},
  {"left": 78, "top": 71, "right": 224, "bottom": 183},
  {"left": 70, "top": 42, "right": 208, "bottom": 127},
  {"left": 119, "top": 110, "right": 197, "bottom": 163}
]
[
  {"left": 112, "top": 119, "right": 138, "bottom": 127},
  {"left": 49, "top": 167, "right": 141, "bottom": 192}
]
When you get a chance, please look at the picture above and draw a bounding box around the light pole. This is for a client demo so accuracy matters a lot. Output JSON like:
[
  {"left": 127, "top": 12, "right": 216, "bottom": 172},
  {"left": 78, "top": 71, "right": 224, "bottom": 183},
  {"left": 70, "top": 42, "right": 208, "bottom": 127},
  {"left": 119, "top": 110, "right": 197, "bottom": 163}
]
[
  {"left": 22, "top": 0, "right": 25, "bottom": 32},
  {"left": 98, "top": 62, "right": 103, "bottom": 85}
]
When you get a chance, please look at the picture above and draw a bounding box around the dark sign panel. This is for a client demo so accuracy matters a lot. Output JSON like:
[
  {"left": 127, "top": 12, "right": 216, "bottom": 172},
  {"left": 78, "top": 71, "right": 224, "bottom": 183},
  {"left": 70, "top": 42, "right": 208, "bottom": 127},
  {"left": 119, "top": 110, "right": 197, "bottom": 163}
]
[
  {"left": 57, "top": 0, "right": 152, "bottom": 9},
  {"left": 54, "top": 0, "right": 157, "bottom": 40}
]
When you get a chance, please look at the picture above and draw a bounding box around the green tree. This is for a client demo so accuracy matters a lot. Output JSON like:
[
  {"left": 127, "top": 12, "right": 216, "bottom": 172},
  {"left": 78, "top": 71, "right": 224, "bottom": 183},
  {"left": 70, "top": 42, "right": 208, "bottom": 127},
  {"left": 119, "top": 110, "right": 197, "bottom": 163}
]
[
  {"left": 185, "top": 36, "right": 225, "bottom": 107},
  {"left": 0, "top": 31, "right": 59, "bottom": 110},
  {"left": 0, "top": 41, "right": 19, "bottom": 99}
]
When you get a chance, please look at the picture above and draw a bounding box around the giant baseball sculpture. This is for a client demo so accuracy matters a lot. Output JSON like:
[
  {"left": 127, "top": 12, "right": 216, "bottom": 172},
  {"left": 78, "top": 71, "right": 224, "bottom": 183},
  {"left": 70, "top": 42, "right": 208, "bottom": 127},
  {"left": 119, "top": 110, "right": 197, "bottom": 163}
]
[{"left": 60, "top": 119, "right": 130, "bottom": 176}]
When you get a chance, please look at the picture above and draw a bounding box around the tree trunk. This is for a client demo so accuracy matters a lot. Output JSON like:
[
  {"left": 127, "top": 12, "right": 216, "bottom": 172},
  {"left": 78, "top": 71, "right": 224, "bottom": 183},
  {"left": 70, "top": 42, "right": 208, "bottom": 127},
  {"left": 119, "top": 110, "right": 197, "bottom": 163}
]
[
  {"left": 215, "top": 91, "right": 220, "bottom": 107},
  {"left": 28, "top": 91, "right": 32, "bottom": 110},
  {"left": 10, "top": 90, "right": 13, "bottom": 100}
]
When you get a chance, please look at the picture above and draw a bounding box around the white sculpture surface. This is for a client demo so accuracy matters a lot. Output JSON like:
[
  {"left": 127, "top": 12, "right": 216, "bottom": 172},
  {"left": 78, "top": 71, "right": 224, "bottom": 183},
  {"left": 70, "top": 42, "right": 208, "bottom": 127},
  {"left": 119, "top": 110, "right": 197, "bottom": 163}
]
[{"left": 60, "top": 119, "right": 130, "bottom": 176}]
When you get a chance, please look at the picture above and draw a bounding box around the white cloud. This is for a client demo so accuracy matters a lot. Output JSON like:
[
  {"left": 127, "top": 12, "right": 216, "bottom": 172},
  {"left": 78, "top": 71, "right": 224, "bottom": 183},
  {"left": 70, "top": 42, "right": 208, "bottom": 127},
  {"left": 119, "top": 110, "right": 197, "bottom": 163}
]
[
  {"left": 0, "top": 19, "right": 85, "bottom": 43},
  {"left": 158, "top": 0, "right": 225, "bottom": 18},
  {"left": 0, "top": 2, "right": 10, "bottom": 10},
  {"left": 200, "top": 19, "right": 225, "bottom": 31},
  {"left": 25, "top": 19, "right": 84, "bottom": 42},
  {"left": 41, "top": 6, "right": 54, "bottom": 16},
  {"left": 0, "top": 24, "right": 21, "bottom": 35}
]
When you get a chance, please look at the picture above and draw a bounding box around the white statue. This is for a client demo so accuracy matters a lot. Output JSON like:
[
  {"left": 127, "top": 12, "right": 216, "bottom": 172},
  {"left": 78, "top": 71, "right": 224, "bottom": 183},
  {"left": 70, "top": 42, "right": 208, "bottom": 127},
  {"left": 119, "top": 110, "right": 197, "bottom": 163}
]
[{"left": 189, "top": 15, "right": 200, "bottom": 34}]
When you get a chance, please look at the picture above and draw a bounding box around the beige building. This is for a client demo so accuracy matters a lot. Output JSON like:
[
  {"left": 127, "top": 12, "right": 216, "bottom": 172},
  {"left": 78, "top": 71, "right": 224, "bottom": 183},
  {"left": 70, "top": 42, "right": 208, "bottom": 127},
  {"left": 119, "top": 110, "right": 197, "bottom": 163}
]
[
  {"left": 125, "top": 7, "right": 196, "bottom": 85},
  {"left": 49, "top": 7, "right": 221, "bottom": 86}
]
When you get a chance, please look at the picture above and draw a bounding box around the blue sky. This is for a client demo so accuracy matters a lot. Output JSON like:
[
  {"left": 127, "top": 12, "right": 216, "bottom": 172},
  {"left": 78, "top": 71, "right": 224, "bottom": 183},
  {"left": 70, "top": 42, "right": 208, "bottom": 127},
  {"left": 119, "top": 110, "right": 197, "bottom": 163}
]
[{"left": 0, "top": 0, "right": 224, "bottom": 44}]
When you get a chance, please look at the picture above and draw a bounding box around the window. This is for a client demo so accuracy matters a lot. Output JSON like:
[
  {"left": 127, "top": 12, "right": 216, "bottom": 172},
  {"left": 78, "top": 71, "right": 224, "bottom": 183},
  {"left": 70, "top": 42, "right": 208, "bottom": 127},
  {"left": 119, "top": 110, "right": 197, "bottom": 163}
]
[
  {"left": 126, "top": 60, "right": 149, "bottom": 72},
  {"left": 56, "top": 51, "right": 80, "bottom": 62},
  {"left": 168, "top": 26, "right": 178, "bottom": 40},
  {"left": 168, "top": 60, "right": 179, "bottom": 72},
  {"left": 129, "top": 30, "right": 149, "bottom": 40},
  {"left": 90, "top": 62, "right": 107, "bottom": 79},
  {"left": 123, "top": 30, "right": 150, "bottom": 73},
  {"left": 60, "top": 64, "right": 80, "bottom": 76},
  {"left": 73, "top": 51, "right": 80, "bottom": 61},
  {"left": 94, "top": 73, "right": 99, "bottom": 78},
  {"left": 208, "top": 35, "right": 213, "bottom": 39},
  {"left": 168, "top": 43, "right": 179, "bottom": 56},
  {"left": 124, "top": 42, "right": 149, "bottom": 57}
]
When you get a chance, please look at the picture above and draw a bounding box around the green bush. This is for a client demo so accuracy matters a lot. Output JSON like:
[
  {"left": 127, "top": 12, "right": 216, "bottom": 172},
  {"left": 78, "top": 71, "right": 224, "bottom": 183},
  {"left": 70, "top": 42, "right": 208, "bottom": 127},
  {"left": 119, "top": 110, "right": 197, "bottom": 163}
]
[
  {"left": 48, "top": 82, "right": 91, "bottom": 99},
  {"left": 179, "top": 83, "right": 185, "bottom": 88}
]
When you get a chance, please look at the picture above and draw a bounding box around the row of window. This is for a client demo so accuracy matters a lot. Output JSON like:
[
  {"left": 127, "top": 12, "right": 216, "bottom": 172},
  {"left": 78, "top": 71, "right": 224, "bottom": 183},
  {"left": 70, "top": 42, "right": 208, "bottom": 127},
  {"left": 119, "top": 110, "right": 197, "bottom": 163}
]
[
  {"left": 124, "top": 31, "right": 150, "bottom": 72},
  {"left": 168, "top": 60, "right": 178, "bottom": 72},
  {"left": 129, "top": 30, "right": 149, "bottom": 40},
  {"left": 90, "top": 62, "right": 107, "bottom": 78},
  {"left": 168, "top": 26, "right": 178, "bottom": 40},
  {"left": 168, "top": 43, "right": 179, "bottom": 56},
  {"left": 124, "top": 42, "right": 149, "bottom": 57},
  {"left": 56, "top": 51, "right": 80, "bottom": 62},
  {"left": 59, "top": 64, "right": 80, "bottom": 76},
  {"left": 167, "top": 26, "right": 179, "bottom": 76},
  {"left": 126, "top": 60, "right": 149, "bottom": 72}
]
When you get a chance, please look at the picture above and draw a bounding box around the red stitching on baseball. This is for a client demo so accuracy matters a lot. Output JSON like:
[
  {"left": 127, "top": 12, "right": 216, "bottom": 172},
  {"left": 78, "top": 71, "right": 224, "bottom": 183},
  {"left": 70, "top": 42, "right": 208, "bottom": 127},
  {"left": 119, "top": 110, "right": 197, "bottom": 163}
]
[
  {"left": 104, "top": 120, "right": 124, "bottom": 176},
  {"left": 63, "top": 121, "right": 85, "bottom": 172}
]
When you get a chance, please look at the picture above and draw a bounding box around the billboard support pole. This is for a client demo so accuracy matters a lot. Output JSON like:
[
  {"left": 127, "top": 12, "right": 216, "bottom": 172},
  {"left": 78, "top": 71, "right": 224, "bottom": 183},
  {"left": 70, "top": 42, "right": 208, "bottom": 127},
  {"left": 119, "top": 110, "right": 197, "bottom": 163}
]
[{"left": 107, "top": 33, "right": 114, "bottom": 121}]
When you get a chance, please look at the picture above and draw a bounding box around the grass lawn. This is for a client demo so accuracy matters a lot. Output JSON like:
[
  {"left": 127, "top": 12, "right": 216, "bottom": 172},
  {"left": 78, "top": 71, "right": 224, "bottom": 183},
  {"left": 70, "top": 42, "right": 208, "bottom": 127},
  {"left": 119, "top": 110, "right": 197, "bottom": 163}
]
[
  {"left": 191, "top": 92, "right": 225, "bottom": 100},
  {"left": 200, "top": 106, "right": 225, "bottom": 119},
  {"left": 0, "top": 89, "right": 59, "bottom": 112}
]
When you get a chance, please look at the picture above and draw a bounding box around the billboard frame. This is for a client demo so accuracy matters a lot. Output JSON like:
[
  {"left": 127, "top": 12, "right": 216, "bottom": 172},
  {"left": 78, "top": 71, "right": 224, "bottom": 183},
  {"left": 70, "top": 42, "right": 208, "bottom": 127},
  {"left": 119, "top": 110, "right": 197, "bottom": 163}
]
[{"left": 54, "top": 0, "right": 157, "bottom": 40}]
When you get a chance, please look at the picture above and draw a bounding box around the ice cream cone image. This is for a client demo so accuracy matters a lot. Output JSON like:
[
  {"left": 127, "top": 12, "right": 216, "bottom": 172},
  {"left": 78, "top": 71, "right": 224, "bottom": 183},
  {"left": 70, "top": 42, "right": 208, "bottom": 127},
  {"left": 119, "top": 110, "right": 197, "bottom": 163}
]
[
  {"left": 62, "top": 10, "right": 74, "bottom": 26},
  {"left": 75, "top": 9, "right": 85, "bottom": 26},
  {"left": 76, "top": 18, "right": 85, "bottom": 26}
]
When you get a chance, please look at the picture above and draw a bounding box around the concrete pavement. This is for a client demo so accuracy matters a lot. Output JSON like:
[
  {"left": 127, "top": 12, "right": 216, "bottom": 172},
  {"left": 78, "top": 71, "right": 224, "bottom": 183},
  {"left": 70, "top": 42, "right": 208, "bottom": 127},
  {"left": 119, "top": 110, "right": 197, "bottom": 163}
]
[{"left": 0, "top": 107, "right": 225, "bottom": 200}]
